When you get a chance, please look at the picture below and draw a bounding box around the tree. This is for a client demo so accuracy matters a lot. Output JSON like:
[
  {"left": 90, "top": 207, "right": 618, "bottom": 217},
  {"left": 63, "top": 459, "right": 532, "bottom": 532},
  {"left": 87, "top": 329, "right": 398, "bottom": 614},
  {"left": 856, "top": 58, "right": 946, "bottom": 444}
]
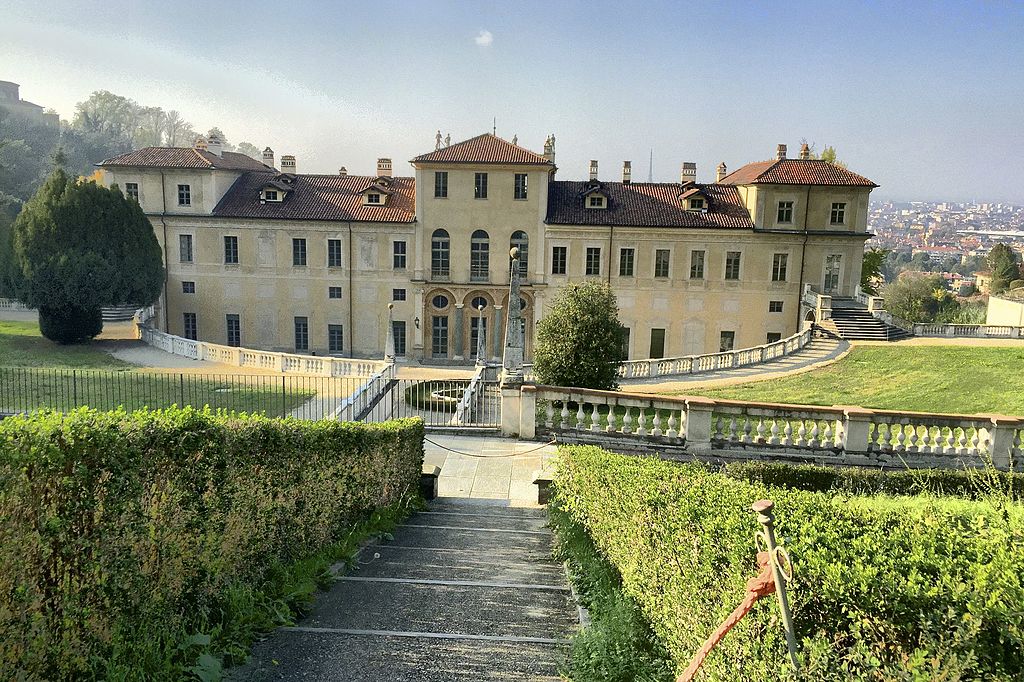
[
  {"left": 206, "top": 127, "right": 235, "bottom": 152},
  {"left": 9, "top": 169, "right": 164, "bottom": 343},
  {"left": 987, "top": 244, "right": 1020, "bottom": 294},
  {"left": 163, "top": 110, "right": 197, "bottom": 147},
  {"left": 235, "top": 141, "right": 263, "bottom": 159},
  {"left": 860, "top": 247, "right": 889, "bottom": 295},
  {"left": 884, "top": 273, "right": 955, "bottom": 323},
  {"left": 532, "top": 281, "right": 625, "bottom": 390}
]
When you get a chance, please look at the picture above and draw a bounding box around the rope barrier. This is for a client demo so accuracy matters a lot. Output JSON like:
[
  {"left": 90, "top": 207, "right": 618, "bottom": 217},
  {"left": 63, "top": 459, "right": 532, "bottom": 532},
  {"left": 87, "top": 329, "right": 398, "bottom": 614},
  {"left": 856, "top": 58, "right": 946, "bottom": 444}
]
[
  {"left": 423, "top": 436, "right": 558, "bottom": 458},
  {"left": 677, "top": 551, "right": 776, "bottom": 682}
]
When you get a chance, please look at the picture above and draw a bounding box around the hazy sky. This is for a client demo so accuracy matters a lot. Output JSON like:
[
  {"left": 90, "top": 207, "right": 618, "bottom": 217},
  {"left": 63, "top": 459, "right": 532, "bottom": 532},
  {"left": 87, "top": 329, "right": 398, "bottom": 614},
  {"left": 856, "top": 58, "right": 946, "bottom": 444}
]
[{"left": 2, "top": 0, "right": 1022, "bottom": 203}]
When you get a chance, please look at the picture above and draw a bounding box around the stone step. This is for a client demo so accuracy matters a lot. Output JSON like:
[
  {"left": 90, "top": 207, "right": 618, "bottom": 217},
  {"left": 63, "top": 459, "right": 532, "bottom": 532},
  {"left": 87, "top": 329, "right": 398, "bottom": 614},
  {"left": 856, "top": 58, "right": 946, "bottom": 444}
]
[
  {"left": 384, "top": 525, "right": 555, "bottom": 557},
  {"left": 428, "top": 499, "right": 547, "bottom": 518},
  {"left": 228, "top": 629, "right": 565, "bottom": 681},
  {"left": 410, "top": 511, "right": 551, "bottom": 533},
  {"left": 304, "top": 580, "right": 578, "bottom": 640},
  {"left": 351, "top": 545, "right": 566, "bottom": 585}
]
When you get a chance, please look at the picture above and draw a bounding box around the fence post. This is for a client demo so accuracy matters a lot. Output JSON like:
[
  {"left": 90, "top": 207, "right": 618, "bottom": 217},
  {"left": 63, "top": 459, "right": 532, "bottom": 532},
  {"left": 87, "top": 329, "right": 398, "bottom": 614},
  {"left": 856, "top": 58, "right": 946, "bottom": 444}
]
[
  {"left": 840, "top": 407, "right": 874, "bottom": 453},
  {"left": 752, "top": 500, "right": 800, "bottom": 672},
  {"left": 281, "top": 375, "right": 286, "bottom": 417},
  {"left": 519, "top": 385, "right": 537, "bottom": 439},
  {"left": 178, "top": 373, "right": 185, "bottom": 407},
  {"left": 72, "top": 370, "right": 78, "bottom": 406},
  {"left": 684, "top": 397, "right": 715, "bottom": 453}
]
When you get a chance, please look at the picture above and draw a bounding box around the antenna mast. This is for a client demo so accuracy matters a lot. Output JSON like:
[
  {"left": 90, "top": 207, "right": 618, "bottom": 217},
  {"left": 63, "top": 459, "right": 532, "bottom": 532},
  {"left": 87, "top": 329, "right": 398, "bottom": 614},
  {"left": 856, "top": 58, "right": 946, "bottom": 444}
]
[{"left": 648, "top": 149, "right": 653, "bottom": 182}]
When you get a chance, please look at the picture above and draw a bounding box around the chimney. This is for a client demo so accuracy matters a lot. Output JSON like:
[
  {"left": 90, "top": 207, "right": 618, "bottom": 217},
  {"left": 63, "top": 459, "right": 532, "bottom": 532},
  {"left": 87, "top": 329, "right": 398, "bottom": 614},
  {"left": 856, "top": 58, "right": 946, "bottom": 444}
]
[
  {"left": 193, "top": 136, "right": 208, "bottom": 151},
  {"left": 339, "top": 166, "right": 348, "bottom": 176},
  {"left": 680, "top": 162, "right": 697, "bottom": 184},
  {"left": 622, "top": 161, "right": 632, "bottom": 184},
  {"left": 543, "top": 134, "right": 556, "bottom": 164},
  {"left": 776, "top": 143, "right": 787, "bottom": 160},
  {"left": 799, "top": 143, "right": 811, "bottom": 160},
  {"left": 377, "top": 158, "right": 392, "bottom": 178},
  {"left": 206, "top": 133, "right": 223, "bottom": 157},
  {"left": 262, "top": 147, "right": 275, "bottom": 169},
  {"left": 589, "top": 160, "right": 599, "bottom": 181},
  {"left": 280, "top": 155, "right": 297, "bottom": 174},
  {"left": 716, "top": 162, "right": 728, "bottom": 182}
]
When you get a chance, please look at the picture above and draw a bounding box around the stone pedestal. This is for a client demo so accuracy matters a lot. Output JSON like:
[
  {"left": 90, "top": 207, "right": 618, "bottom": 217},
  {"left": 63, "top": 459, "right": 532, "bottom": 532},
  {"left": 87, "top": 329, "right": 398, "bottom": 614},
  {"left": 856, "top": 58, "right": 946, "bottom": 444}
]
[
  {"left": 684, "top": 397, "right": 715, "bottom": 453},
  {"left": 500, "top": 384, "right": 522, "bottom": 437}
]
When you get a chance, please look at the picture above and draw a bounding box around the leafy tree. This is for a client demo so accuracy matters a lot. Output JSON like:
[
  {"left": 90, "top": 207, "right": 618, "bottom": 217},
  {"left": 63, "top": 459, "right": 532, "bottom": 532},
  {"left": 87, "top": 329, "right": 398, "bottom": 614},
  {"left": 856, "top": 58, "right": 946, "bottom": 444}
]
[
  {"left": 987, "top": 244, "right": 1020, "bottom": 293},
  {"left": 9, "top": 169, "right": 164, "bottom": 343},
  {"left": 533, "top": 281, "right": 625, "bottom": 390},
  {"left": 884, "top": 273, "right": 956, "bottom": 323},
  {"left": 235, "top": 141, "right": 263, "bottom": 159},
  {"left": 206, "top": 127, "right": 235, "bottom": 152},
  {"left": 799, "top": 139, "right": 847, "bottom": 167},
  {"left": 860, "top": 247, "right": 889, "bottom": 295},
  {"left": 162, "top": 110, "right": 197, "bottom": 147}
]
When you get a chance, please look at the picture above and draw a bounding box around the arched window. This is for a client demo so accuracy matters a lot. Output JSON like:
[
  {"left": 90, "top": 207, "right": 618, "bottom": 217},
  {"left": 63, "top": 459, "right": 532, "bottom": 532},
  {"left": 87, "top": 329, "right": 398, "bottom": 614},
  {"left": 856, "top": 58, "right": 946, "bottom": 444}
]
[
  {"left": 471, "top": 296, "right": 488, "bottom": 311},
  {"left": 431, "top": 229, "right": 450, "bottom": 278},
  {"left": 470, "top": 229, "right": 489, "bottom": 282},
  {"left": 510, "top": 230, "right": 529, "bottom": 277}
]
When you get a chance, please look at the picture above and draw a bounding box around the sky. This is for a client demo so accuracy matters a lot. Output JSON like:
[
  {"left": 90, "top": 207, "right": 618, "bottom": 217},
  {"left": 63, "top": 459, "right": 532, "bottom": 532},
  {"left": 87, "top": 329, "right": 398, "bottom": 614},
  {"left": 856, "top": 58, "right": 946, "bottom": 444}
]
[{"left": 2, "top": 0, "right": 1023, "bottom": 203}]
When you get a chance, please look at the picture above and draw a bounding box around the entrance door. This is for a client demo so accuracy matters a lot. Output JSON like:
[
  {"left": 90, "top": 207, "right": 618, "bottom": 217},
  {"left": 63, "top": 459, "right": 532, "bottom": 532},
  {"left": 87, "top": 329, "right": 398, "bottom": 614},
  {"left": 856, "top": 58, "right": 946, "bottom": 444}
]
[{"left": 824, "top": 254, "right": 842, "bottom": 294}]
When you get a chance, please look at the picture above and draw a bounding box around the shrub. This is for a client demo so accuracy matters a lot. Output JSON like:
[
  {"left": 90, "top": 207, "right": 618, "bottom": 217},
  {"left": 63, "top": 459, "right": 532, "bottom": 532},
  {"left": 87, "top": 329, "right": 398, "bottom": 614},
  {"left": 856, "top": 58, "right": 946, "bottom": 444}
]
[
  {"left": 1009, "top": 279, "right": 1024, "bottom": 291},
  {"left": 0, "top": 407, "right": 424, "bottom": 680},
  {"left": 554, "top": 446, "right": 1024, "bottom": 681},
  {"left": 37, "top": 304, "right": 103, "bottom": 344}
]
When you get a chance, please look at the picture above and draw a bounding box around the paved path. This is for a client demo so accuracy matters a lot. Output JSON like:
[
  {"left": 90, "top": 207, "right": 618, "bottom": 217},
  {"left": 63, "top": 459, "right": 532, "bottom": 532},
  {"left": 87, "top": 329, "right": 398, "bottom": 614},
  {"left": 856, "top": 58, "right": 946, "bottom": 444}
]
[
  {"left": 230, "top": 499, "right": 575, "bottom": 681},
  {"left": 425, "top": 434, "right": 558, "bottom": 505},
  {"left": 624, "top": 338, "right": 849, "bottom": 393}
]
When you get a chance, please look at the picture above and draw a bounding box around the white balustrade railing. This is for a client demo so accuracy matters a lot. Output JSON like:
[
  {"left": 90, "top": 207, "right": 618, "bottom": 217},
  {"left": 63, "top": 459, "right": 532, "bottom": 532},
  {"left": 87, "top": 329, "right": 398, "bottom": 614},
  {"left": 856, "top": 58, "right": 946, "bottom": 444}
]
[
  {"left": 517, "top": 384, "right": 1023, "bottom": 470},
  {"left": 450, "top": 365, "right": 487, "bottom": 426},
  {"left": 135, "top": 314, "right": 388, "bottom": 378},
  {"left": 332, "top": 365, "right": 395, "bottom": 421},
  {"left": 0, "top": 298, "right": 34, "bottom": 311},
  {"left": 871, "top": 308, "right": 1024, "bottom": 339}
]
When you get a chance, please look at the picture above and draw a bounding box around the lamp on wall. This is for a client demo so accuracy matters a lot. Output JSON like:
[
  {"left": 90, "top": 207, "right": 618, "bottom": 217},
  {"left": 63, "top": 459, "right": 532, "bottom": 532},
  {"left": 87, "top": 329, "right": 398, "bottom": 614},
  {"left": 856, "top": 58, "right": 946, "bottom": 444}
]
[{"left": 414, "top": 317, "right": 420, "bottom": 329}]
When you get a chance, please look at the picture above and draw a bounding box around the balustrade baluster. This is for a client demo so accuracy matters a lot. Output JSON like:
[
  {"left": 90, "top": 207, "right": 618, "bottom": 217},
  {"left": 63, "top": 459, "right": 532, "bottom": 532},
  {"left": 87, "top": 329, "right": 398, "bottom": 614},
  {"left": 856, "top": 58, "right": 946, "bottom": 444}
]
[
  {"left": 957, "top": 428, "right": 968, "bottom": 455},
  {"left": 822, "top": 421, "right": 833, "bottom": 447},
  {"left": 740, "top": 417, "right": 752, "bottom": 444},
  {"left": 970, "top": 429, "right": 981, "bottom": 455},
  {"left": 769, "top": 419, "right": 780, "bottom": 445},
  {"left": 756, "top": 418, "right": 766, "bottom": 444},
  {"left": 622, "top": 407, "right": 633, "bottom": 434},
  {"left": 666, "top": 411, "right": 678, "bottom": 439},
  {"left": 545, "top": 402, "right": 555, "bottom": 428},
  {"left": 637, "top": 408, "right": 648, "bottom": 436},
  {"left": 782, "top": 421, "right": 793, "bottom": 446},
  {"left": 809, "top": 421, "right": 821, "bottom": 447},
  {"left": 591, "top": 403, "right": 602, "bottom": 433},
  {"left": 652, "top": 410, "right": 663, "bottom": 437},
  {"left": 944, "top": 427, "right": 957, "bottom": 454},
  {"left": 576, "top": 402, "right": 586, "bottom": 430},
  {"left": 606, "top": 405, "right": 617, "bottom": 433},
  {"left": 907, "top": 426, "right": 920, "bottom": 453},
  {"left": 796, "top": 421, "right": 807, "bottom": 447},
  {"left": 559, "top": 402, "right": 570, "bottom": 429},
  {"left": 727, "top": 416, "right": 737, "bottom": 442}
]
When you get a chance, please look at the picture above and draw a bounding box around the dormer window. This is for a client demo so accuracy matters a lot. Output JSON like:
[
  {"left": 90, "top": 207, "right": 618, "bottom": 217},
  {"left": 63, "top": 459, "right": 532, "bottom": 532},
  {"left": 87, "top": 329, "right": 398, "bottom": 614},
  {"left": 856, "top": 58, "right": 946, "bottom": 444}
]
[
  {"left": 688, "top": 197, "right": 705, "bottom": 211},
  {"left": 367, "top": 193, "right": 382, "bottom": 204},
  {"left": 264, "top": 190, "right": 279, "bottom": 202},
  {"left": 588, "top": 196, "right": 606, "bottom": 209}
]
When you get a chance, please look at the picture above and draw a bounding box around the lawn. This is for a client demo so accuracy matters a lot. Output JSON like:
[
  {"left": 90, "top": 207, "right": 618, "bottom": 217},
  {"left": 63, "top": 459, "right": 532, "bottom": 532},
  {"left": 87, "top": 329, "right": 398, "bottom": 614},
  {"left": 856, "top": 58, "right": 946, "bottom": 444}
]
[
  {"left": 0, "top": 320, "right": 133, "bottom": 368},
  {"left": 672, "top": 345, "right": 1024, "bottom": 415}
]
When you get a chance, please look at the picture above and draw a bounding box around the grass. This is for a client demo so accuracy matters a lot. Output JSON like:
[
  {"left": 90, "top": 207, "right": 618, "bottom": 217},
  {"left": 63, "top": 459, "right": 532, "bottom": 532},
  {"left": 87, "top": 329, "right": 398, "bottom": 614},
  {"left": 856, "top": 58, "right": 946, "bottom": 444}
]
[
  {"left": 671, "top": 345, "right": 1024, "bottom": 415},
  {"left": 0, "top": 320, "right": 133, "bottom": 368}
]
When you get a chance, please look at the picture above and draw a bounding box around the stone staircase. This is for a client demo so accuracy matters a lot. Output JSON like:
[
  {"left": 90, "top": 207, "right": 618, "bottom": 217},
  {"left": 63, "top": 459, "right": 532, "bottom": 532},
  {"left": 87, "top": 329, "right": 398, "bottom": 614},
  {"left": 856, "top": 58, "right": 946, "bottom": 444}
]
[
  {"left": 820, "top": 305, "right": 912, "bottom": 342},
  {"left": 231, "top": 499, "right": 575, "bottom": 681}
]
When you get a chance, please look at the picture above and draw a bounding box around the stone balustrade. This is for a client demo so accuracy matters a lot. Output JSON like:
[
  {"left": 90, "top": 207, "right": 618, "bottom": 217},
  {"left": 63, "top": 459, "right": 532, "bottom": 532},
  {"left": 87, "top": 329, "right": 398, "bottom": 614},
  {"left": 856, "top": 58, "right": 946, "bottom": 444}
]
[
  {"left": 135, "top": 309, "right": 388, "bottom": 379},
  {"left": 517, "top": 384, "right": 1023, "bottom": 470},
  {"left": 332, "top": 365, "right": 395, "bottom": 421},
  {"left": 0, "top": 298, "right": 33, "bottom": 311},
  {"left": 871, "top": 308, "right": 1024, "bottom": 339}
]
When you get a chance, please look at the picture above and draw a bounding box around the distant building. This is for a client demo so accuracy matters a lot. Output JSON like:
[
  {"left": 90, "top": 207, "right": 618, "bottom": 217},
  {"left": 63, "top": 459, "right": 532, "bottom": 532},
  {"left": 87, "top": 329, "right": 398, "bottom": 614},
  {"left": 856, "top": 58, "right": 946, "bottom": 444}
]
[
  {"left": 974, "top": 271, "right": 993, "bottom": 294},
  {"left": 0, "top": 81, "right": 59, "bottom": 127}
]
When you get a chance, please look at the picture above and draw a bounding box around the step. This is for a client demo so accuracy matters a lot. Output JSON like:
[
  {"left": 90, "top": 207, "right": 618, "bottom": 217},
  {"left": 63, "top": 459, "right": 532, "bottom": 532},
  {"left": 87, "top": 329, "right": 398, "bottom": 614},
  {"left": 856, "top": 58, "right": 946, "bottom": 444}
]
[
  {"left": 351, "top": 545, "right": 567, "bottom": 585},
  {"left": 428, "top": 499, "right": 548, "bottom": 518},
  {"left": 304, "top": 580, "right": 577, "bottom": 639},
  {"left": 385, "top": 525, "right": 556, "bottom": 556},
  {"left": 409, "top": 511, "right": 550, "bottom": 533},
  {"left": 228, "top": 629, "right": 565, "bottom": 681}
]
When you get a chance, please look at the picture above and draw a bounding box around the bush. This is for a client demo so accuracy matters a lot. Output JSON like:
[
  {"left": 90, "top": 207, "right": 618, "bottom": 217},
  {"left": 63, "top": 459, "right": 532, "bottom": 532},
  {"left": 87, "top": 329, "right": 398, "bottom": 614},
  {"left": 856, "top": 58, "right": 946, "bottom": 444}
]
[
  {"left": 37, "top": 304, "right": 103, "bottom": 344},
  {"left": 554, "top": 446, "right": 1024, "bottom": 681},
  {"left": 0, "top": 408, "right": 424, "bottom": 680},
  {"left": 1009, "top": 279, "right": 1024, "bottom": 291}
]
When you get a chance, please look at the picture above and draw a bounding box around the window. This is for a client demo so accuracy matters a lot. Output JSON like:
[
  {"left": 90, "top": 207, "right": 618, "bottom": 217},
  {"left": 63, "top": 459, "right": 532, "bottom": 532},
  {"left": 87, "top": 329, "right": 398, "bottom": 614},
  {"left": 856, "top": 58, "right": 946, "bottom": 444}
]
[
  {"left": 510, "top": 230, "right": 529, "bottom": 277},
  {"left": 830, "top": 202, "right": 846, "bottom": 225},
  {"left": 329, "top": 286, "right": 343, "bottom": 299},
  {"left": 551, "top": 246, "right": 567, "bottom": 275},
  {"left": 328, "top": 324, "right": 344, "bottom": 353},
  {"left": 725, "top": 251, "right": 741, "bottom": 280},
  {"left": 294, "top": 317, "right": 309, "bottom": 351},
  {"left": 777, "top": 201, "right": 793, "bottom": 224},
  {"left": 824, "top": 254, "right": 842, "bottom": 293},
  {"left": 177, "top": 184, "right": 191, "bottom": 206},
  {"left": 431, "top": 229, "right": 450, "bottom": 278},
  {"left": 474, "top": 172, "right": 488, "bottom": 199},
  {"left": 472, "top": 296, "right": 489, "bottom": 311},
  {"left": 226, "top": 314, "right": 240, "bottom": 347},
  {"left": 688, "top": 197, "right": 705, "bottom": 210},
  {"left": 588, "top": 196, "right": 605, "bottom": 208},
  {"left": 720, "top": 331, "right": 735, "bottom": 352},
  {"left": 179, "top": 234, "right": 193, "bottom": 263},
  {"left": 264, "top": 190, "right": 278, "bottom": 201},
  {"left": 767, "top": 332, "right": 782, "bottom": 343},
  {"left": 366, "top": 193, "right": 381, "bottom": 204},
  {"left": 769, "top": 300, "right": 784, "bottom": 313},
  {"left": 393, "top": 240, "right": 407, "bottom": 269},
  {"left": 392, "top": 321, "right": 407, "bottom": 356},
  {"left": 690, "top": 250, "right": 705, "bottom": 279},
  {"left": 470, "top": 229, "right": 489, "bottom": 281},
  {"left": 772, "top": 253, "right": 788, "bottom": 282},
  {"left": 620, "top": 328, "right": 631, "bottom": 360},
  {"left": 124, "top": 182, "right": 139, "bottom": 201},
  {"left": 432, "top": 294, "right": 450, "bottom": 309},
  {"left": 619, "top": 248, "right": 635, "bottom": 277},
  {"left": 327, "top": 239, "right": 342, "bottom": 267},
  {"left": 470, "top": 316, "right": 487, "bottom": 360},
  {"left": 182, "top": 281, "right": 195, "bottom": 294},
  {"left": 393, "top": 288, "right": 407, "bottom": 301},
  {"left": 655, "top": 249, "right": 671, "bottom": 278},
  {"left": 434, "top": 171, "right": 448, "bottom": 198},
  {"left": 224, "top": 236, "right": 239, "bottom": 264},
  {"left": 649, "top": 328, "right": 666, "bottom": 359},
  {"left": 183, "top": 312, "right": 197, "bottom": 341},
  {"left": 585, "top": 247, "right": 601, "bottom": 276},
  {"left": 292, "top": 238, "right": 307, "bottom": 266},
  {"left": 431, "top": 316, "right": 448, "bottom": 357},
  {"left": 514, "top": 173, "right": 528, "bottom": 200}
]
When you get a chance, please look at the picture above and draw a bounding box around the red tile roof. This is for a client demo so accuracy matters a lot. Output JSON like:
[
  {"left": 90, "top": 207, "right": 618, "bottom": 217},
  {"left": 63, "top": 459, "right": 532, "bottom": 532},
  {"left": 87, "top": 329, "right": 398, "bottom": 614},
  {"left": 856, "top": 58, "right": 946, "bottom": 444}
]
[
  {"left": 546, "top": 181, "right": 754, "bottom": 229},
  {"left": 99, "top": 147, "right": 273, "bottom": 172},
  {"left": 213, "top": 172, "right": 415, "bottom": 223},
  {"left": 412, "top": 133, "right": 553, "bottom": 165},
  {"left": 720, "top": 159, "right": 877, "bottom": 187}
]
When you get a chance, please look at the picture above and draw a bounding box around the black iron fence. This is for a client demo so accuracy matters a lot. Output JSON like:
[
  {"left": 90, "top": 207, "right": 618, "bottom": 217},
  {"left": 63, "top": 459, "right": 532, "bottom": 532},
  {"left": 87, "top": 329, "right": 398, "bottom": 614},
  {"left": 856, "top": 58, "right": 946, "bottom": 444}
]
[{"left": 0, "top": 367, "right": 362, "bottom": 420}]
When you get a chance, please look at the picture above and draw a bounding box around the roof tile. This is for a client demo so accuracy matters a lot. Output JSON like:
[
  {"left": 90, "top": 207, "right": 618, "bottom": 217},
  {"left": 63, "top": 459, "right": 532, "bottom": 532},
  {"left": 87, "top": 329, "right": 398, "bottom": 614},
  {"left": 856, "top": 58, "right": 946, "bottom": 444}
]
[
  {"left": 412, "top": 133, "right": 552, "bottom": 165},
  {"left": 99, "top": 147, "right": 272, "bottom": 172},
  {"left": 720, "top": 158, "right": 877, "bottom": 187}
]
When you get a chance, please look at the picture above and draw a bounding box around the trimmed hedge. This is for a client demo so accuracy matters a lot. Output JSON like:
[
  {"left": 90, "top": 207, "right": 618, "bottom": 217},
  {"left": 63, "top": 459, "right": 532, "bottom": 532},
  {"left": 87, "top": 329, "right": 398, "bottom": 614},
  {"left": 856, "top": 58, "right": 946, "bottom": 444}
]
[
  {"left": 554, "top": 446, "right": 1024, "bottom": 680},
  {"left": 724, "top": 461, "right": 1024, "bottom": 500},
  {"left": 0, "top": 407, "right": 424, "bottom": 680}
]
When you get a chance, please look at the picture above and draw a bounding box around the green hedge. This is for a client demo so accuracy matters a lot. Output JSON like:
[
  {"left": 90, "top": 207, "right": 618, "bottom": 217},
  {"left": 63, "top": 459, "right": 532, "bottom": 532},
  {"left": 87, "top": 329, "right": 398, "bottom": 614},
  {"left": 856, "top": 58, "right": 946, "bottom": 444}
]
[
  {"left": 554, "top": 446, "right": 1024, "bottom": 681},
  {"left": 0, "top": 407, "right": 424, "bottom": 680},
  {"left": 724, "top": 461, "right": 1024, "bottom": 500}
]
